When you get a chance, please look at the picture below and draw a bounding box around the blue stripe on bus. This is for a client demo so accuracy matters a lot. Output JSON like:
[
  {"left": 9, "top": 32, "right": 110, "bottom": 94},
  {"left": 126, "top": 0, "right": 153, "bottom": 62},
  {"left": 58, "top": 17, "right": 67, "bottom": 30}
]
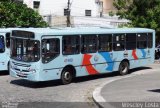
[
  {"left": 99, "top": 52, "right": 114, "bottom": 71},
  {"left": 140, "top": 49, "right": 146, "bottom": 58}
]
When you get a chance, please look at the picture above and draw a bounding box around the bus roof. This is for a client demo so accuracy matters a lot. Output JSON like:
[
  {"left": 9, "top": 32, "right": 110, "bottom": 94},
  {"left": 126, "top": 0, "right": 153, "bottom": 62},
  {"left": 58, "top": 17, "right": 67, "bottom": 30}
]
[
  {"left": 0, "top": 28, "right": 12, "bottom": 33},
  {"left": 12, "top": 27, "right": 155, "bottom": 36},
  {"left": 0, "top": 28, "right": 24, "bottom": 33}
]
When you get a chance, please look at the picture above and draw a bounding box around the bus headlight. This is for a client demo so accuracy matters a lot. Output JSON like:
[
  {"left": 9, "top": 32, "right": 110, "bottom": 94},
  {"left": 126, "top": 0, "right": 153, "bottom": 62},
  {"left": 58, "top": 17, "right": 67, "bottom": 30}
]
[
  {"left": 27, "top": 68, "right": 36, "bottom": 73},
  {"left": 31, "top": 69, "right": 36, "bottom": 73}
]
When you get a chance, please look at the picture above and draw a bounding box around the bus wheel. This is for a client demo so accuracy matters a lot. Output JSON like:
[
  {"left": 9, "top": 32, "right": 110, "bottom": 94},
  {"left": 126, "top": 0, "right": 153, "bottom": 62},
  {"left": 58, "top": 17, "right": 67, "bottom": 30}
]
[
  {"left": 119, "top": 61, "right": 129, "bottom": 75},
  {"left": 61, "top": 68, "right": 73, "bottom": 85}
]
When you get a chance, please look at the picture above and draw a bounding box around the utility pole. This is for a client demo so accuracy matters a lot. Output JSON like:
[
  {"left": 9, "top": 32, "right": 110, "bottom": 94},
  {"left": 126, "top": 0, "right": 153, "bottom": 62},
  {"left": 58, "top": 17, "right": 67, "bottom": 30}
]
[
  {"left": 99, "top": 1, "right": 103, "bottom": 17},
  {"left": 67, "top": 0, "right": 71, "bottom": 27}
]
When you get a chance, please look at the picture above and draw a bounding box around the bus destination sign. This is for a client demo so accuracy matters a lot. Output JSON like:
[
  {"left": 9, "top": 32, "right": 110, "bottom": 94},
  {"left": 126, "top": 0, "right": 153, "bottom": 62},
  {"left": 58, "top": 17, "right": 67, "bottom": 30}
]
[{"left": 12, "top": 30, "right": 35, "bottom": 38}]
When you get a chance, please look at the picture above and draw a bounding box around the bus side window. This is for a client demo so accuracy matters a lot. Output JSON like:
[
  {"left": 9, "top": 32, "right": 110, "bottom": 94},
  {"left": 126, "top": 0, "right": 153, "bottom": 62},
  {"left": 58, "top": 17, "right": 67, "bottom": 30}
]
[
  {"left": 148, "top": 33, "right": 153, "bottom": 48},
  {"left": 113, "top": 34, "right": 125, "bottom": 51},
  {"left": 6, "top": 33, "right": 10, "bottom": 48},
  {"left": 81, "top": 35, "right": 97, "bottom": 53},
  {"left": 63, "top": 35, "right": 80, "bottom": 55},
  {"left": 137, "top": 33, "right": 147, "bottom": 49},
  {"left": 42, "top": 38, "right": 60, "bottom": 63},
  {"left": 126, "top": 33, "right": 136, "bottom": 50},
  {"left": 98, "top": 34, "right": 112, "bottom": 52},
  {"left": 0, "top": 35, "right": 5, "bottom": 53}
]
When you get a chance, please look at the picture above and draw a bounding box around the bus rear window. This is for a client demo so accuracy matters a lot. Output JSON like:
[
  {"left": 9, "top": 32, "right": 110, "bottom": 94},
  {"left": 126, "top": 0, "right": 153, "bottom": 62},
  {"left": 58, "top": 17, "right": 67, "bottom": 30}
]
[
  {"left": 0, "top": 35, "right": 5, "bottom": 53},
  {"left": 42, "top": 38, "right": 60, "bottom": 63}
]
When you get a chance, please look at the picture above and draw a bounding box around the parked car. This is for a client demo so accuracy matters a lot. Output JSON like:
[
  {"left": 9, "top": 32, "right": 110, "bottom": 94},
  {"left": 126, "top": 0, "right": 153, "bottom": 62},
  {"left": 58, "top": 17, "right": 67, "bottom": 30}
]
[{"left": 155, "top": 45, "right": 160, "bottom": 59}]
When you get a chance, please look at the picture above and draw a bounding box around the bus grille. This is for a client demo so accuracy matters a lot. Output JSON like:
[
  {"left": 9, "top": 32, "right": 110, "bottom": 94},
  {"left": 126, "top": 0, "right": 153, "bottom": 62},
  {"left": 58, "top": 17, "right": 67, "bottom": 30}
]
[
  {"left": 14, "top": 68, "right": 20, "bottom": 71},
  {"left": 12, "top": 61, "right": 31, "bottom": 67},
  {"left": 17, "top": 74, "right": 27, "bottom": 78}
]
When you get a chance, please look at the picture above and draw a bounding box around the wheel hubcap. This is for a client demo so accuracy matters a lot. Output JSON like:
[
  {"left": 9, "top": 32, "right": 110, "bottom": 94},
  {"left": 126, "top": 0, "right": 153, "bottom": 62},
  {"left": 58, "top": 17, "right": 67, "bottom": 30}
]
[
  {"left": 64, "top": 72, "right": 70, "bottom": 80},
  {"left": 121, "top": 63, "right": 127, "bottom": 73}
]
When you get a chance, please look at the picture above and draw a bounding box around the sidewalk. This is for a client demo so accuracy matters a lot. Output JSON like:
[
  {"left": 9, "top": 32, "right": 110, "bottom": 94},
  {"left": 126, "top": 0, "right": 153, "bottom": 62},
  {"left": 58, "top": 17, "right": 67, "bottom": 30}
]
[
  {"left": 155, "top": 60, "right": 160, "bottom": 64},
  {"left": 93, "top": 65, "right": 160, "bottom": 108}
]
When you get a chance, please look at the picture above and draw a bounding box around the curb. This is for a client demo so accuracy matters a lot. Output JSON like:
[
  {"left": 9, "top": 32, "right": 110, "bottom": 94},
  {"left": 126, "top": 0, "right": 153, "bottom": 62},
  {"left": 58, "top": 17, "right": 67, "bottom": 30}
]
[
  {"left": 92, "top": 67, "right": 160, "bottom": 108},
  {"left": 92, "top": 74, "right": 136, "bottom": 108}
]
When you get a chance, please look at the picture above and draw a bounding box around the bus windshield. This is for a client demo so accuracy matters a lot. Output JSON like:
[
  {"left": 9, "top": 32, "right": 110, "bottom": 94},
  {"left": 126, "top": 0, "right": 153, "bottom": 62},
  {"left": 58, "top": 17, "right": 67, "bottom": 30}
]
[
  {"left": 0, "top": 35, "right": 5, "bottom": 53},
  {"left": 11, "top": 38, "right": 40, "bottom": 62}
]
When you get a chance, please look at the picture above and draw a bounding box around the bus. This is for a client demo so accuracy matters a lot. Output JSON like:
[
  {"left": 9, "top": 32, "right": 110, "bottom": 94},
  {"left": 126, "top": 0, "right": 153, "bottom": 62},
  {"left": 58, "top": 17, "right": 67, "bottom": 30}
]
[
  {"left": 0, "top": 28, "right": 12, "bottom": 72},
  {"left": 10, "top": 28, "right": 155, "bottom": 84}
]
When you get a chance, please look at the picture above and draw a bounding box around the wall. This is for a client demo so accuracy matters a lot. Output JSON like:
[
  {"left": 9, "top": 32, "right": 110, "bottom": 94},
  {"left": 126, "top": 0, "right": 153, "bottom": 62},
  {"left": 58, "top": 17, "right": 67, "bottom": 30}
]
[
  {"left": 102, "top": 0, "right": 117, "bottom": 14},
  {"left": 23, "top": 0, "right": 128, "bottom": 27},
  {"left": 24, "top": 0, "right": 99, "bottom": 17}
]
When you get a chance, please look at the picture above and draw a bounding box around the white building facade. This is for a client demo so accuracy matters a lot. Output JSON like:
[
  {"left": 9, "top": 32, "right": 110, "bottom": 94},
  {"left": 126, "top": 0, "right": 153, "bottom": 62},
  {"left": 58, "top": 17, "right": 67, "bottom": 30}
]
[
  {"left": 23, "top": 0, "right": 100, "bottom": 16},
  {"left": 23, "top": 0, "right": 128, "bottom": 27}
]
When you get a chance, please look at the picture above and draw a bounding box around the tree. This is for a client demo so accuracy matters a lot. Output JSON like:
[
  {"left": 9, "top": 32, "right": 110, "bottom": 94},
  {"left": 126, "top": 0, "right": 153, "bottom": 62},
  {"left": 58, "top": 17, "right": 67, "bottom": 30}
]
[
  {"left": 113, "top": 0, "right": 160, "bottom": 43},
  {"left": 0, "top": 1, "right": 48, "bottom": 27}
]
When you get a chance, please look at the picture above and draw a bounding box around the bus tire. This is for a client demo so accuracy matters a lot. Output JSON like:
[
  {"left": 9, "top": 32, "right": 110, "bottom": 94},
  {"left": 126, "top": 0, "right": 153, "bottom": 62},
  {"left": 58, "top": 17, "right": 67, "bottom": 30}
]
[
  {"left": 119, "top": 61, "right": 129, "bottom": 75},
  {"left": 61, "top": 68, "right": 73, "bottom": 85}
]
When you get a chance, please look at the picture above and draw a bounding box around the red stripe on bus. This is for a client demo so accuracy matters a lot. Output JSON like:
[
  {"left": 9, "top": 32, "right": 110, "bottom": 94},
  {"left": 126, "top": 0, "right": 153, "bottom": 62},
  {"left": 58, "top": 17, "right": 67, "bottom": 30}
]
[
  {"left": 82, "top": 54, "right": 99, "bottom": 75},
  {"left": 132, "top": 49, "right": 138, "bottom": 60}
]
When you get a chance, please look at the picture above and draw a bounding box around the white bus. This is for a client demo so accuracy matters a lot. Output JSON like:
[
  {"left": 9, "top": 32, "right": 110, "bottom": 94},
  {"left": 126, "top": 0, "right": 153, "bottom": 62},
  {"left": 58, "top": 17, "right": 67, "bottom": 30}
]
[
  {"left": 0, "top": 29, "right": 12, "bottom": 71},
  {"left": 10, "top": 28, "right": 155, "bottom": 84}
]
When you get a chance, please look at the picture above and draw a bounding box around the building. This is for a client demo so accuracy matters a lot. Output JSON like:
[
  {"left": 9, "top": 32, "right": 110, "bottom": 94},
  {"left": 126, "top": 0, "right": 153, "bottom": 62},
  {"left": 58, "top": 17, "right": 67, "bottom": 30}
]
[
  {"left": 101, "top": 0, "right": 117, "bottom": 14},
  {"left": 23, "top": 0, "right": 100, "bottom": 16},
  {"left": 23, "top": 0, "right": 128, "bottom": 27}
]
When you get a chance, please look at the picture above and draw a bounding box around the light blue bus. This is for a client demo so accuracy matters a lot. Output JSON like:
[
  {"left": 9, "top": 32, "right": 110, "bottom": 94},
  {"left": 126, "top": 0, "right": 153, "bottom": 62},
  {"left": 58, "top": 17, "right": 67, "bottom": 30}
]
[
  {"left": 10, "top": 28, "right": 155, "bottom": 84},
  {"left": 0, "top": 29, "right": 12, "bottom": 71}
]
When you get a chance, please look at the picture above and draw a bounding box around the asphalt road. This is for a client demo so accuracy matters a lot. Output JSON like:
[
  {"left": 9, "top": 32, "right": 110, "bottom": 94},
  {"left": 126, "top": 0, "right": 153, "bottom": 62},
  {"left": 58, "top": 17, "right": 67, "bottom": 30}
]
[
  {"left": 0, "top": 63, "right": 159, "bottom": 108},
  {"left": 93, "top": 64, "right": 160, "bottom": 108},
  {"left": 101, "top": 71, "right": 160, "bottom": 102}
]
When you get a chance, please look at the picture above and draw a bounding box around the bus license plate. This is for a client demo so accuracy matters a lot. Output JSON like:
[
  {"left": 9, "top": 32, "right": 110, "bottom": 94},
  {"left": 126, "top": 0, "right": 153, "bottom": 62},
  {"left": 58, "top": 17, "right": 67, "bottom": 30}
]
[{"left": 17, "top": 72, "right": 25, "bottom": 76}]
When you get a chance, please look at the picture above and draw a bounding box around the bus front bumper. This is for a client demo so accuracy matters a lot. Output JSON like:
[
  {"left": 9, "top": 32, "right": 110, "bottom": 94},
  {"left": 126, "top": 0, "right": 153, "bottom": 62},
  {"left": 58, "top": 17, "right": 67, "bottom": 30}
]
[{"left": 10, "top": 68, "right": 39, "bottom": 81}]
